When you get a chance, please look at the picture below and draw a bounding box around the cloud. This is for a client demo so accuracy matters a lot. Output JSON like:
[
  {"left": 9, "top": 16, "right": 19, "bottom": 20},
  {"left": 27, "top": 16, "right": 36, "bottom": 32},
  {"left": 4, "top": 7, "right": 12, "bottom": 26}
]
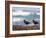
[
  {"left": 36, "top": 13, "right": 40, "bottom": 15},
  {"left": 12, "top": 10, "right": 31, "bottom": 16},
  {"left": 12, "top": 10, "right": 40, "bottom": 16}
]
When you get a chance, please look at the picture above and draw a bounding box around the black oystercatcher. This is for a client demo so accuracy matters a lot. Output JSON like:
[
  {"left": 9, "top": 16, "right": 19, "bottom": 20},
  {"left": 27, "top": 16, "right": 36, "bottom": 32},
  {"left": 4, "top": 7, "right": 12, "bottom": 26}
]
[
  {"left": 24, "top": 20, "right": 30, "bottom": 25},
  {"left": 33, "top": 20, "right": 39, "bottom": 24}
]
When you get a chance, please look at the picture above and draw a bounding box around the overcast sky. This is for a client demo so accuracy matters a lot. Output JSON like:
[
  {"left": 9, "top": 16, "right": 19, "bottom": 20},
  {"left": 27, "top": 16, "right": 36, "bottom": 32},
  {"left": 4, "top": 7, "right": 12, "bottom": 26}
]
[{"left": 12, "top": 10, "right": 40, "bottom": 16}]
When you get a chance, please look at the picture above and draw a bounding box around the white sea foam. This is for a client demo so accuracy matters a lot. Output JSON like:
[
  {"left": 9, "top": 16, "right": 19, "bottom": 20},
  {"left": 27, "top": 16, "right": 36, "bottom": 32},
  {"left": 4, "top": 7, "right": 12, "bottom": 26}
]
[{"left": 12, "top": 17, "right": 25, "bottom": 22}]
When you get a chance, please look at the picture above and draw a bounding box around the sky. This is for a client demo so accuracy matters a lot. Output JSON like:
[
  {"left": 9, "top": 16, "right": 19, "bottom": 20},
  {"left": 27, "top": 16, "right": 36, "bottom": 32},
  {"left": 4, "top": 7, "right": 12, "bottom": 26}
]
[{"left": 12, "top": 7, "right": 40, "bottom": 16}]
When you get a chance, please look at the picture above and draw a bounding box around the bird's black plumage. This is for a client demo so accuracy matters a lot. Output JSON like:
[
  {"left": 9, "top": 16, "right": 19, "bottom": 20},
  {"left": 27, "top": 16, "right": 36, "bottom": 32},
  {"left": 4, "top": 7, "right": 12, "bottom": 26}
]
[
  {"left": 24, "top": 20, "right": 30, "bottom": 25},
  {"left": 33, "top": 20, "right": 39, "bottom": 24}
]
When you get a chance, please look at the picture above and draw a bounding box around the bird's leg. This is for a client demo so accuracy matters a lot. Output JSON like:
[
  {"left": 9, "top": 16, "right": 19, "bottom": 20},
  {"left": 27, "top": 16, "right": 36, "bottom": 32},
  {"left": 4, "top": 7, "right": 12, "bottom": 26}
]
[{"left": 34, "top": 24, "right": 38, "bottom": 30}]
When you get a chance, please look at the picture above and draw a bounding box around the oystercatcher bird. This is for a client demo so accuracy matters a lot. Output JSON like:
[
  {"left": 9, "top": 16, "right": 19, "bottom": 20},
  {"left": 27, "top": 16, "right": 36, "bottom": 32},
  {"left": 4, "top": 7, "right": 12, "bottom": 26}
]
[
  {"left": 32, "top": 20, "right": 39, "bottom": 29},
  {"left": 33, "top": 20, "right": 39, "bottom": 24},
  {"left": 24, "top": 20, "right": 30, "bottom": 25}
]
